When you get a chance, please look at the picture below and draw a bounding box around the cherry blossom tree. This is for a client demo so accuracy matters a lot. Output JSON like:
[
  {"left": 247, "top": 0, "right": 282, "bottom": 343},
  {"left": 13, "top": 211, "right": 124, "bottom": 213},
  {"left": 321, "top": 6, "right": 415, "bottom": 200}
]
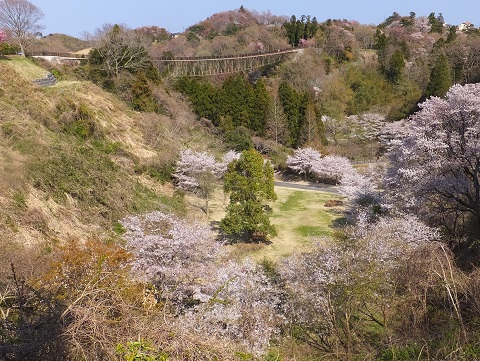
[
  {"left": 279, "top": 215, "right": 447, "bottom": 360},
  {"left": 121, "top": 211, "right": 221, "bottom": 308},
  {"left": 286, "top": 147, "right": 322, "bottom": 179},
  {"left": 173, "top": 148, "right": 219, "bottom": 213},
  {"left": 215, "top": 150, "right": 241, "bottom": 177},
  {"left": 346, "top": 113, "right": 386, "bottom": 142},
  {"left": 0, "top": 29, "right": 6, "bottom": 43},
  {"left": 322, "top": 115, "right": 350, "bottom": 145},
  {"left": 121, "top": 211, "right": 282, "bottom": 355},
  {"left": 339, "top": 168, "right": 382, "bottom": 222},
  {"left": 386, "top": 83, "right": 480, "bottom": 241},
  {"left": 312, "top": 154, "right": 354, "bottom": 184},
  {"left": 179, "top": 259, "right": 283, "bottom": 356}
]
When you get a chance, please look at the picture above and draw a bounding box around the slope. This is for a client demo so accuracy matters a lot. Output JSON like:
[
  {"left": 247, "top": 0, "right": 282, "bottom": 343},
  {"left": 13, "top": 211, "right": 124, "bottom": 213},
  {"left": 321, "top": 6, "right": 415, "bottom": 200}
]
[{"left": 0, "top": 57, "right": 206, "bottom": 247}]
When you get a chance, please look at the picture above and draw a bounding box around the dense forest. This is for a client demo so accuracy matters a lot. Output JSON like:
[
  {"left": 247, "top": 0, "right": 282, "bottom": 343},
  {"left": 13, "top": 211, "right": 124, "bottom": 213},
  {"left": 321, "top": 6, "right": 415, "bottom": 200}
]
[{"left": 1, "top": 2, "right": 480, "bottom": 360}]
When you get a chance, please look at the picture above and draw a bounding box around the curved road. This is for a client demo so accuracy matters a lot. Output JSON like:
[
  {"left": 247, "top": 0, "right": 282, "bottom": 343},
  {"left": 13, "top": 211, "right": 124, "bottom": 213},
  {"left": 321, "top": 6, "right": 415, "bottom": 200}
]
[{"left": 274, "top": 181, "right": 339, "bottom": 194}]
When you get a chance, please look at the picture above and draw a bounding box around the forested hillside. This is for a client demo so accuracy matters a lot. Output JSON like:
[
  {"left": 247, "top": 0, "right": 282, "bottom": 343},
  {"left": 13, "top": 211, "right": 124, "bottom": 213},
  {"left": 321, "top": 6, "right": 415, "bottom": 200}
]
[{"left": 1, "top": 5, "right": 480, "bottom": 360}]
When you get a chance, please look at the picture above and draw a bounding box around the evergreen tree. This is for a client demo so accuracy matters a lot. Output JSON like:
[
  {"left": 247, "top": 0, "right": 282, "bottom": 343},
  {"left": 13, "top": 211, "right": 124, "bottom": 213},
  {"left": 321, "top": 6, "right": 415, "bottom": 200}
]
[
  {"left": 130, "top": 72, "right": 160, "bottom": 113},
  {"left": 219, "top": 75, "right": 252, "bottom": 128},
  {"left": 428, "top": 12, "right": 444, "bottom": 34},
  {"left": 374, "top": 28, "right": 388, "bottom": 51},
  {"left": 278, "top": 81, "right": 306, "bottom": 147},
  {"left": 284, "top": 15, "right": 297, "bottom": 46},
  {"left": 308, "top": 16, "right": 319, "bottom": 38},
  {"left": 446, "top": 26, "right": 457, "bottom": 43},
  {"left": 283, "top": 14, "right": 317, "bottom": 46},
  {"left": 224, "top": 126, "right": 254, "bottom": 152},
  {"left": 220, "top": 149, "right": 277, "bottom": 242},
  {"left": 385, "top": 50, "right": 405, "bottom": 83},
  {"left": 249, "top": 78, "right": 270, "bottom": 135},
  {"left": 426, "top": 54, "right": 452, "bottom": 98},
  {"left": 176, "top": 77, "right": 219, "bottom": 123}
]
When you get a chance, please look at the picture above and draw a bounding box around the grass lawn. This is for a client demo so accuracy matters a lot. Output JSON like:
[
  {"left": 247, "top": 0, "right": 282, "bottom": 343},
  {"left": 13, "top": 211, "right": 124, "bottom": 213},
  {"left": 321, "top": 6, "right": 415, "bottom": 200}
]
[
  {"left": 255, "top": 187, "right": 344, "bottom": 261},
  {"left": 205, "top": 185, "right": 345, "bottom": 262},
  {"left": 2, "top": 56, "right": 49, "bottom": 80}
]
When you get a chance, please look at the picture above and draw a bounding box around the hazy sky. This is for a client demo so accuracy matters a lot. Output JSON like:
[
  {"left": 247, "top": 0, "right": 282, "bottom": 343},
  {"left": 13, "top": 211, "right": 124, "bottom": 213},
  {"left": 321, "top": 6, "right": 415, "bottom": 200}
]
[{"left": 33, "top": 0, "right": 480, "bottom": 37}]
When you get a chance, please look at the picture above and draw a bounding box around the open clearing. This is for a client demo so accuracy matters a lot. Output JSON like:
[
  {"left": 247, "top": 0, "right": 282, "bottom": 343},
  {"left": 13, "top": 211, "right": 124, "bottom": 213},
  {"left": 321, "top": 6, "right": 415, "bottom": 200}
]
[{"left": 201, "top": 183, "right": 345, "bottom": 262}]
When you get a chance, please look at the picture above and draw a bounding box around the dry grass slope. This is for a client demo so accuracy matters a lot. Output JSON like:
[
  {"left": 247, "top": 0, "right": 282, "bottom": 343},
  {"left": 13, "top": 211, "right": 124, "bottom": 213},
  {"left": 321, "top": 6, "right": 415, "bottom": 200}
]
[{"left": 0, "top": 57, "right": 211, "bottom": 248}]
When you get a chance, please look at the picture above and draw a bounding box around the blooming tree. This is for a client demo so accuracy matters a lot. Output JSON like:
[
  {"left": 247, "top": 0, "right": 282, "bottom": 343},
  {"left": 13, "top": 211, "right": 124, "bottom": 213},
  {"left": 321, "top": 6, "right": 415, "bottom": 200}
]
[
  {"left": 173, "top": 149, "right": 218, "bottom": 190},
  {"left": 312, "top": 154, "right": 354, "bottom": 184},
  {"left": 173, "top": 148, "right": 219, "bottom": 213},
  {"left": 215, "top": 149, "right": 240, "bottom": 177},
  {"left": 121, "top": 211, "right": 221, "bottom": 309},
  {"left": 179, "top": 259, "right": 283, "bottom": 356},
  {"left": 279, "top": 214, "right": 441, "bottom": 359},
  {"left": 339, "top": 168, "right": 382, "bottom": 222},
  {"left": 286, "top": 147, "right": 322, "bottom": 178},
  {"left": 0, "top": 29, "right": 6, "bottom": 43},
  {"left": 386, "top": 83, "right": 480, "bottom": 240},
  {"left": 121, "top": 210, "right": 282, "bottom": 355},
  {"left": 345, "top": 113, "right": 386, "bottom": 142},
  {"left": 322, "top": 115, "right": 348, "bottom": 145}
]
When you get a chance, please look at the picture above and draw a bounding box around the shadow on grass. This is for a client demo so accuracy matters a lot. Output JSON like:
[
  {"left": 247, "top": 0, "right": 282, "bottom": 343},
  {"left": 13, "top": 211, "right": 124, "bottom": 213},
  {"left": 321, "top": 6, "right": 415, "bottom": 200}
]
[{"left": 210, "top": 220, "right": 272, "bottom": 245}]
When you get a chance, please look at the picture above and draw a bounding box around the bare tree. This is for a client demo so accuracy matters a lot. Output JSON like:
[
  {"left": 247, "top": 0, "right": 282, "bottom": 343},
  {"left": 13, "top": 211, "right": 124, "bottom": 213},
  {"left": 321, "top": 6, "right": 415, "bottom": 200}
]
[
  {"left": 299, "top": 101, "right": 319, "bottom": 144},
  {"left": 0, "top": 0, "right": 43, "bottom": 56},
  {"left": 88, "top": 24, "right": 151, "bottom": 78},
  {"left": 265, "top": 94, "right": 287, "bottom": 144}
]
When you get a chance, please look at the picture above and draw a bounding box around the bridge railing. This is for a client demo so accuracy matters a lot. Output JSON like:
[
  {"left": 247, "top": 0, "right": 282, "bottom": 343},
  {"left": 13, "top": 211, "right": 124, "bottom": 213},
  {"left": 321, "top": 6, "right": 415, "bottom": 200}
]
[
  {"left": 152, "top": 48, "right": 297, "bottom": 62},
  {"left": 25, "top": 48, "right": 297, "bottom": 62},
  {"left": 26, "top": 51, "right": 88, "bottom": 59}
]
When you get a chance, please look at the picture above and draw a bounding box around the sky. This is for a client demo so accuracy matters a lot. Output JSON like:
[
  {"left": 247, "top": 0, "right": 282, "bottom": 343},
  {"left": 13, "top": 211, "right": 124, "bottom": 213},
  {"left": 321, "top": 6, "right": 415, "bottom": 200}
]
[{"left": 33, "top": 0, "right": 480, "bottom": 38}]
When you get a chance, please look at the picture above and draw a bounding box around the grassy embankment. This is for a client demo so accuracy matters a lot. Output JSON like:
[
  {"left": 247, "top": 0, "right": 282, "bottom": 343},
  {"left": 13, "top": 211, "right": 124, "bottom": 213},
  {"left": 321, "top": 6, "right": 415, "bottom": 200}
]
[{"left": 0, "top": 57, "right": 189, "bottom": 246}]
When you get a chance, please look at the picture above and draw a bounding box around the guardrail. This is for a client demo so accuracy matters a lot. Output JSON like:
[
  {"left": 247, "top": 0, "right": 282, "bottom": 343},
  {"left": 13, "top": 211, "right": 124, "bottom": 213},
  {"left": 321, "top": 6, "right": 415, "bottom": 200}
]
[{"left": 26, "top": 51, "right": 88, "bottom": 59}]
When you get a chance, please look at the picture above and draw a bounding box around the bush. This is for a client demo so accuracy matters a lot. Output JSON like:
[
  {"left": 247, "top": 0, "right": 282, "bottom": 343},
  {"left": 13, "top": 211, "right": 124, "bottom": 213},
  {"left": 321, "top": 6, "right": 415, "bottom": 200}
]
[
  {"left": 224, "top": 126, "right": 254, "bottom": 151},
  {"left": 134, "top": 160, "right": 175, "bottom": 185},
  {"left": 0, "top": 42, "right": 19, "bottom": 55},
  {"left": 55, "top": 98, "right": 100, "bottom": 139}
]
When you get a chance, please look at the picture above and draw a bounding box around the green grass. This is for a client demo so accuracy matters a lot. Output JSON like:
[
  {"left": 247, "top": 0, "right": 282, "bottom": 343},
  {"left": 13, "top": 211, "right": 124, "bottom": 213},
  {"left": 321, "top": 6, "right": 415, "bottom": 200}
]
[
  {"left": 294, "top": 225, "right": 332, "bottom": 237},
  {"left": 218, "top": 187, "right": 345, "bottom": 261},
  {"left": 2, "top": 57, "right": 49, "bottom": 80},
  {"left": 278, "top": 191, "right": 308, "bottom": 212}
]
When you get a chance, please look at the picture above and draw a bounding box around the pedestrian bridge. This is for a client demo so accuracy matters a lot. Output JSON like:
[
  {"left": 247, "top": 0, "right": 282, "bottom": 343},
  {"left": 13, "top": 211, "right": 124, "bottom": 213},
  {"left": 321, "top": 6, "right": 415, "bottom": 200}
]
[
  {"left": 27, "top": 48, "right": 300, "bottom": 76},
  {"left": 152, "top": 48, "right": 299, "bottom": 77}
]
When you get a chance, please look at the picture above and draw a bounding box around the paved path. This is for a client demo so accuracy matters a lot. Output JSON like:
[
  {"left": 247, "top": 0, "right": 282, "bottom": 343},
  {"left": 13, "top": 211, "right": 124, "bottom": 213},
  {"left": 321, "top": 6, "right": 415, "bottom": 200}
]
[{"left": 274, "top": 181, "right": 339, "bottom": 194}]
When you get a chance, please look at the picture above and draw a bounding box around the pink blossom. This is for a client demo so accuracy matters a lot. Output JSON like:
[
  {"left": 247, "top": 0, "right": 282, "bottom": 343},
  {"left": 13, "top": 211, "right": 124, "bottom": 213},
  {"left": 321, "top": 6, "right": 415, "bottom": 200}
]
[
  {"left": 386, "top": 83, "right": 480, "bottom": 235},
  {"left": 312, "top": 155, "right": 354, "bottom": 183},
  {"left": 173, "top": 148, "right": 218, "bottom": 191},
  {"left": 286, "top": 147, "right": 322, "bottom": 176}
]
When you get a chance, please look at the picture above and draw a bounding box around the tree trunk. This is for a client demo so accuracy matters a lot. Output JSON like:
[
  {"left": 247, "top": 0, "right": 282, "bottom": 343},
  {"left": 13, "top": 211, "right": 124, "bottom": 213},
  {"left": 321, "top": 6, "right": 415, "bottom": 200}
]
[{"left": 19, "top": 42, "right": 25, "bottom": 57}]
